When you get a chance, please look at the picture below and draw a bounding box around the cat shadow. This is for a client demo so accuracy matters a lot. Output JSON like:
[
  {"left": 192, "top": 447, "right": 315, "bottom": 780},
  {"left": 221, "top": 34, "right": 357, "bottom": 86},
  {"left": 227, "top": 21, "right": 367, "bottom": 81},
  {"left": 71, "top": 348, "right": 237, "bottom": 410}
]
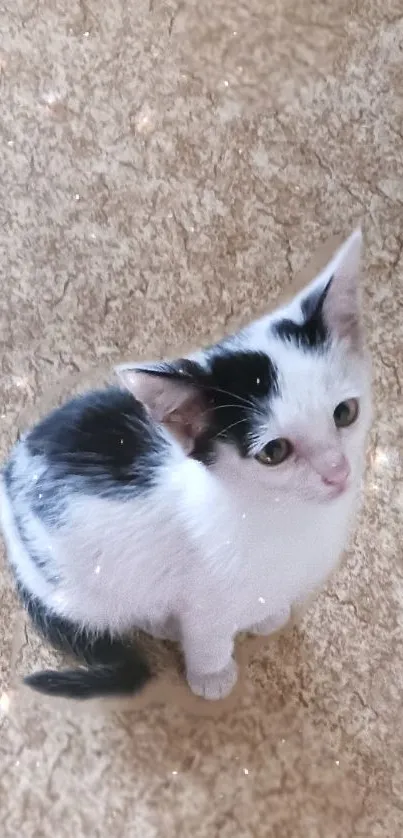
[
  {"left": 115, "top": 624, "right": 308, "bottom": 720},
  {"left": 11, "top": 610, "right": 310, "bottom": 725}
]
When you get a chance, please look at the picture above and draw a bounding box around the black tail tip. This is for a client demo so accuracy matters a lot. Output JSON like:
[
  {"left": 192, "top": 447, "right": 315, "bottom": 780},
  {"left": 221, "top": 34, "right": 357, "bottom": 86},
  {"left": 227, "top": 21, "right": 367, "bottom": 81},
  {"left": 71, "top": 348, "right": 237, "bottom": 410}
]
[{"left": 24, "top": 660, "right": 152, "bottom": 700}]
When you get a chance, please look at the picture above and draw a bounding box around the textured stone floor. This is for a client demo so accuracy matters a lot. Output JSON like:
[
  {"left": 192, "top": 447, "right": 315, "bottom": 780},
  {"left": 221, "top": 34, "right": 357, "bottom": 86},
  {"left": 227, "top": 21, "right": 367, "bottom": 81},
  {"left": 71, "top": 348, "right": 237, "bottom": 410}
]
[{"left": 0, "top": 1, "right": 402, "bottom": 836}]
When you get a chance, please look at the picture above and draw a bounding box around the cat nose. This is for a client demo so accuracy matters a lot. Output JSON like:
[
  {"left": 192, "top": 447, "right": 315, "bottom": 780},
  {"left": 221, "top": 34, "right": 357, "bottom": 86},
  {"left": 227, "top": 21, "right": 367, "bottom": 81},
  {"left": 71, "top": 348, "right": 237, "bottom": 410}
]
[{"left": 321, "top": 454, "right": 350, "bottom": 487}]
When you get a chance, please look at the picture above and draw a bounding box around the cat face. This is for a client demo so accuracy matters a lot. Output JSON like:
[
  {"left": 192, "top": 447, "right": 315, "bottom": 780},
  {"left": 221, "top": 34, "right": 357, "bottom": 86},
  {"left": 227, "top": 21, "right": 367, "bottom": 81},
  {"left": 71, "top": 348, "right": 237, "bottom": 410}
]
[
  {"left": 229, "top": 336, "right": 370, "bottom": 503},
  {"left": 117, "top": 229, "right": 371, "bottom": 503}
]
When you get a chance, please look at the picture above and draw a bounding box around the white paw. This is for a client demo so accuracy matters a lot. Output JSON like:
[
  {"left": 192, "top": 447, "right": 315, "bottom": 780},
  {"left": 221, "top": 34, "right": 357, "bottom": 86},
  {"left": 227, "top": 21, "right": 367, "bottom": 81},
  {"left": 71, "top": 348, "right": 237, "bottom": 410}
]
[
  {"left": 248, "top": 607, "right": 290, "bottom": 636},
  {"left": 187, "top": 659, "right": 238, "bottom": 701}
]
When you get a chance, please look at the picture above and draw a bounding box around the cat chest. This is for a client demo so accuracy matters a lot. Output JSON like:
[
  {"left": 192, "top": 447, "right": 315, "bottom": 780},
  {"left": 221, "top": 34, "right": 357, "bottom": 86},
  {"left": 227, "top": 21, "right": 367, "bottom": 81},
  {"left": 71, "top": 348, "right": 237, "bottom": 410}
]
[{"left": 231, "top": 500, "right": 351, "bottom": 610}]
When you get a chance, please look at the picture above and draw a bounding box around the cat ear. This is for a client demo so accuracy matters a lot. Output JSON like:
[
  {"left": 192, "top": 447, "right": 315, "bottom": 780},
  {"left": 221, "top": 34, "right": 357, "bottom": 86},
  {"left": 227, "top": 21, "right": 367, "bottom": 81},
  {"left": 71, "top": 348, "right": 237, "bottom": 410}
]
[
  {"left": 115, "top": 362, "right": 209, "bottom": 451},
  {"left": 321, "top": 228, "right": 363, "bottom": 344}
]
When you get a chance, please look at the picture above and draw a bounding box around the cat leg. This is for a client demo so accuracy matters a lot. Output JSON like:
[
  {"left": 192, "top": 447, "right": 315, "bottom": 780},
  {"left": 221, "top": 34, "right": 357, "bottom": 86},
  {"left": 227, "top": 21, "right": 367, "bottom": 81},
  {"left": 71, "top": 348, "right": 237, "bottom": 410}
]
[
  {"left": 248, "top": 606, "right": 290, "bottom": 636},
  {"left": 181, "top": 618, "right": 237, "bottom": 700}
]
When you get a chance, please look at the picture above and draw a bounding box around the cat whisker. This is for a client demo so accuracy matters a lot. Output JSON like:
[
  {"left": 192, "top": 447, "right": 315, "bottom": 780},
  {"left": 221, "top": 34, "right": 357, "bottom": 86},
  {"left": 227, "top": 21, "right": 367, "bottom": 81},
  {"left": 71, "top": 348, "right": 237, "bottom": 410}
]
[
  {"left": 210, "top": 403, "right": 268, "bottom": 422},
  {"left": 210, "top": 404, "right": 249, "bottom": 413},
  {"left": 213, "top": 417, "right": 248, "bottom": 440},
  {"left": 198, "top": 403, "right": 247, "bottom": 421},
  {"left": 201, "top": 384, "right": 260, "bottom": 412}
]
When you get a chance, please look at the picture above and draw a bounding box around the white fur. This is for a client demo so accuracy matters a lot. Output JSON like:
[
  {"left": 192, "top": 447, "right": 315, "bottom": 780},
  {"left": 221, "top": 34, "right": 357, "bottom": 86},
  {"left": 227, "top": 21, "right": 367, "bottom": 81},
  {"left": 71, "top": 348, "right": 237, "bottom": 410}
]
[{"left": 0, "top": 231, "right": 372, "bottom": 699}]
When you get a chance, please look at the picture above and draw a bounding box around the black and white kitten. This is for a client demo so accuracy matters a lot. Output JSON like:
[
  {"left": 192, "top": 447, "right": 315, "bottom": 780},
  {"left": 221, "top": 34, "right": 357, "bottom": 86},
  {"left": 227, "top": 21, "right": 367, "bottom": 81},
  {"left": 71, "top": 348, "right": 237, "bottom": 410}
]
[{"left": 0, "top": 231, "right": 371, "bottom": 701}]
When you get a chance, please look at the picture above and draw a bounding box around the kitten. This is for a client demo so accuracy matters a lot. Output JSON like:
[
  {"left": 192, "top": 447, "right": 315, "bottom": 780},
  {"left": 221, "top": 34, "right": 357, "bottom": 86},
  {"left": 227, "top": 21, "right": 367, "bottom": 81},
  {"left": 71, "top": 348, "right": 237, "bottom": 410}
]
[{"left": 0, "top": 230, "right": 372, "bottom": 701}]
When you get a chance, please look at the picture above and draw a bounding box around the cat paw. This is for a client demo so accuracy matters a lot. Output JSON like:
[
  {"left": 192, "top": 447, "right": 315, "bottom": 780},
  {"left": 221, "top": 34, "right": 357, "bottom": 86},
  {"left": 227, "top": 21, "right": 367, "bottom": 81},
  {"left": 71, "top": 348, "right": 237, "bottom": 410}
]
[
  {"left": 187, "top": 659, "right": 238, "bottom": 701},
  {"left": 248, "top": 607, "right": 290, "bottom": 636}
]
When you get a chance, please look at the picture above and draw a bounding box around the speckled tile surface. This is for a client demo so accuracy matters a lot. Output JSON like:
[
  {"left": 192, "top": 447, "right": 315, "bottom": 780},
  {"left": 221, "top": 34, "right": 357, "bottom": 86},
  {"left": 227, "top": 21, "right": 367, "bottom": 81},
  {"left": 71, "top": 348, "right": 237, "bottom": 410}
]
[{"left": 0, "top": 1, "right": 402, "bottom": 836}]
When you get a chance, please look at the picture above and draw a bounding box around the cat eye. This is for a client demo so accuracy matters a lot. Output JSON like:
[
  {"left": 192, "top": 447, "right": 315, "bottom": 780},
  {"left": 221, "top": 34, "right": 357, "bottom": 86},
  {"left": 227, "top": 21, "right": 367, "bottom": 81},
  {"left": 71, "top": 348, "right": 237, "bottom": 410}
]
[
  {"left": 333, "top": 398, "right": 359, "bottom": 428},
  {"left": 256, "top": 438, "right": 293, "bottom": 466}
]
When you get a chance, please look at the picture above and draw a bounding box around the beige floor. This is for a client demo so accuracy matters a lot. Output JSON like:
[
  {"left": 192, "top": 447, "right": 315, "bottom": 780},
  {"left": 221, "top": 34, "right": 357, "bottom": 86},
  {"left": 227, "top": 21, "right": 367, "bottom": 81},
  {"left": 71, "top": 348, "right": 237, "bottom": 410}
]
[{"left": 0, "top": 1, "right": 402, "bottom": 836}]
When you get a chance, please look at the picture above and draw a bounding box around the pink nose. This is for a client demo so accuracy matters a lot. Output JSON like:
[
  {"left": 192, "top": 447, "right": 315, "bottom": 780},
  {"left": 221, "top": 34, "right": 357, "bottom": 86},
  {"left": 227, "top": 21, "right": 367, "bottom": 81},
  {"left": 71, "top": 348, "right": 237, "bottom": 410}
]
[{"left": 322, "top": 455, "right": 350, "bottom": 487}]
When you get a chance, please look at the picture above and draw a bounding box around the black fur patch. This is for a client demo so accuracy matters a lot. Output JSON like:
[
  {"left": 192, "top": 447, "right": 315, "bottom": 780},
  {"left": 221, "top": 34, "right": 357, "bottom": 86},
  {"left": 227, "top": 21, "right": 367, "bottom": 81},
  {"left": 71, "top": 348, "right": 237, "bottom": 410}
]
[
  {"left": 24, "top": 660, "right": 150, "bottom": 700},
  {"left": 205, "top": 350, "right": 279, "bottom": 454},
  {"left": 17, "top": 581, "right": 90, "bottom": 653},
  {"left": 190, "top": 430, "right": 217, "bottom": 466},
  {"left": 3, "top": 460, "right": 58, "bottom": 581},
  {"left": 156, "top": 351, "right": 279, "bottom": 457},
  {"left": 17, "top": 582, "right": 152, "bottom": 700},
  {"left": 30, "top": 478, "right": 66, "bottom": 529},
  {"left": 26, "top": 388, "right": 170, "bottom": 499},
  {"left": 274, "top": 279, "right": 332, "bottom": 349},
  {"left": 3, "top": 460, "right": 14, "bottom": 495}
]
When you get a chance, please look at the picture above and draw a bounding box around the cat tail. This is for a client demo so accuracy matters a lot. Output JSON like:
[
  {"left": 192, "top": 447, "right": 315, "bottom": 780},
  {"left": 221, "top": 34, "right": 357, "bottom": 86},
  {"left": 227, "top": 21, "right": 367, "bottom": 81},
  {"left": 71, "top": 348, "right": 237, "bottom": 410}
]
[
  {"left": 24, "top": 640, "right": 151, "bottom": 700},
  {"left": 19, "top": 585, "right": 152, "bottom": 700}
]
